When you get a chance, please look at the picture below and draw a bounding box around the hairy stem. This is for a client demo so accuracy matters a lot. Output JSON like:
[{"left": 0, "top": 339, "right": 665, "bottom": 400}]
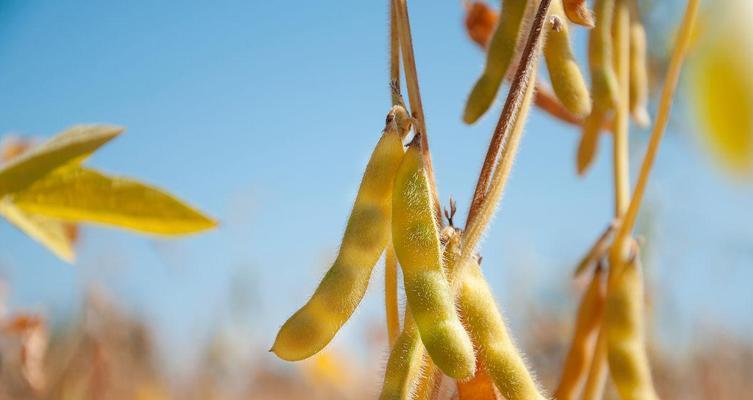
[
  {"left": 390, "top": 1, "right": 401, "bottom": 105},
  {"left": 392, "top": 0, "right": 442, "bottom": 223},
  {"left": 385, "top": 0, "right": 401, "bottom": 349},
  {"left": 462, "top": 0, "right": 553, "bottom": 261}
]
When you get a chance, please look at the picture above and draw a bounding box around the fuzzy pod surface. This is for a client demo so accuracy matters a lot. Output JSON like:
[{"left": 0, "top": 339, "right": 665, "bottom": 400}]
[
  {"left": 271, "top": 112, "right": 406, "bottom": 361},
  {"left": 379, "top": 317, "right": 424, "bottom": 400},
  {"left": 392, "top": 139, "right": 476, "bottom": 379},
  {"left": 458, "top": 259, "right": 547, "bottom": 400}
]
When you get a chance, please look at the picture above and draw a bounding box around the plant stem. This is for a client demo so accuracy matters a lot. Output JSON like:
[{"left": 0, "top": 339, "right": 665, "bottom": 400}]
[
  {"left": 463, "top": 0, "right": 552, "bottom": 256},
  {"left": 385, "top": 0, "right": 402, "bottom": 349},
  {"left": 392, "top": 0, "right": 442, "bottom": 223},
  {"left": 608, "top": 0, "right": 632, "bottom": 275},
  {"left": 390, "top": 1, "right": 401, "bottom": 105},
  {"left": 613, "top": 0, "right": 700, "bottom": 253},
  {"left": 611, "top": 0, "right": 631, "bottom": 220}
]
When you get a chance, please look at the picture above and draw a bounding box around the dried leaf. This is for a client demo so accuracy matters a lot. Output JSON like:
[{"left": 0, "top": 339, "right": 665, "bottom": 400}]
[{"left": 11, "top": 166, "right": 216, "bottom": 235}]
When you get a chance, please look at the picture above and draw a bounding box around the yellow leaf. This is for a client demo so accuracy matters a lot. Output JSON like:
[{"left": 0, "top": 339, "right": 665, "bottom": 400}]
[
  {"left": 0, "top": 125, "right": 122, "bottom": 196},
  {"left": 0, "top": 200, "right": 76, "bottom": 263},
  {"left": 11, "top": 167, "right": 217, "bottom": 235}
]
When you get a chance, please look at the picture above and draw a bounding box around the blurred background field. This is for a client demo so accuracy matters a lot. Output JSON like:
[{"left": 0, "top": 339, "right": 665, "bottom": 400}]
[{"left": 0, "top": 0, "right": 751, "bottom": 399}]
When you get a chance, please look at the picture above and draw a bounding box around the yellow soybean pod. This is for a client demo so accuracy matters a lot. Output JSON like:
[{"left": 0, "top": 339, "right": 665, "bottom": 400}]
[
  {"left": 457, "top": 260, "right": 545, "bottom": 400},
  {"left": 463, "top": 0, "right": 529, "bottom": 124},
  {"left": 576, "top": 109, "right": 606, "bottom": 175},
  {"left": 271, "top": 106, "right": 408, "bottom": 361},
  {"left": 563, "top": 0, "right": 595, "bottom": 28},
  {"left": 588, "top": 0, "right": 620, "bottom": 109},
  {"left": 544, "top": 1, "right": 592, "bottom": 117},
  {"left": 553, "top": 265, "right": 606, "bottom": 400},
  {"left": 605, "top": 254, "right": 659, "bottom": 400},
  {"left": 380, "top": 227, "right": 465, "bottom": 400},
  {"left": 458, "top": 258, "right": 547, "bottom": 400},
  {"left": 629, "top": 21, "right": 650, "bottom": 127},
  {"left": 392, "top": 137, "right": 476, "bottom": 379},
  {"left": 379, "top": 317, "right": 425, "bottom": 400}
]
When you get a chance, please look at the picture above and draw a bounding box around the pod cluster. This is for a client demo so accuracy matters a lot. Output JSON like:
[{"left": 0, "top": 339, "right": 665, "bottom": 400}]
[
  {"left": 463, "top": 0, "right": 591, "bottom": 124},
  {"left": 577, "top": 0, "right": 651, "bottom": 174},
  {"left": 380, "top": 226, "right": 546, "bottom": 399},
  {"left": 272, "top": 101, "right": 549, "bottom": 397},
  {"left": 273, "top": 107, "right": 479, "bottom": 384}
]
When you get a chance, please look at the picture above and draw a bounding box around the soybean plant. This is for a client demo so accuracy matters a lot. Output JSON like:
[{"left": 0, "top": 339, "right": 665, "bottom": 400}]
[{"left": 272, "top": 1, "right": 701, "bottom": 400}]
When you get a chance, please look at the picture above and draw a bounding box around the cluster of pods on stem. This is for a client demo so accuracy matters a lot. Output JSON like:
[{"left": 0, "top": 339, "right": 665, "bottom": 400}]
[{"left": 272, "top": 0, "right": 700, "bottom": 399}]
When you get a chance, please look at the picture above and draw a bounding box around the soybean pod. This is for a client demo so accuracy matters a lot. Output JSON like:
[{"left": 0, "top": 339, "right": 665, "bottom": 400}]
[
  {"left": 588, "top": 0, "right": 620, "bottom": 109},
  {"left": 563, "top": 0, "right": 594, "bottom": 28},
  {"left": 553, "top": 265, "right": 607, "bottom": 400},
  {"left": 465, "top": 1, "right": 499, "bottom": 49},
  {"left": 544, "top": 0, "right": 592, "bottom": 117},
  {"left": 605, "top": 249, "right": 659, "bottom": 400},
  {"left": 392, "top": 136, "right": 476, "bottom": 379},
  {"left": 457, "top": 257, "right": 547, "bottom": 400},
  {"left": 576, "top": 109, "right": 606, "bottom": 175},
  {"left": 379, "top": 316, "right": 425, "bottom": 400},
  {"left": 629, "top": 19, "right": 650, "bottom": 127},
  {"left": 463, "top": 0, "right": 529, "bottom": 124},
  {"left": 379, "top": 227, "right": 461, "bottom": 400},
  {"left": 271, "top": 106, "right": 409, "bottom": 361}
]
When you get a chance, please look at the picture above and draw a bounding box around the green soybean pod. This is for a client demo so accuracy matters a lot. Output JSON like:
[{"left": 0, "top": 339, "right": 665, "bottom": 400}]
[
  {"left": 605, "top": 253, "right": 659, "bottom": 400},
  {"left": 544, "top": 1, "right": 592, "bottom": 117},
  {"left": 463, "top": 0, "right": 529, "bottom": 124},
  {"left": 379, "top": 227, "right": 465, "bottom": 400},
  {"left": 458, "top": 258, "right": 547, "bottom": 400},
  {"left": 629, "top": 21, "right": 651, "bottom": 127},
  {"left": 271, "top": 106, "right": 408, "bottom": 361},
  {"left": 588, "top": 0, "right": 620, "bottom": 109},
  {"left": 392, "top": 136, "right": 476, "bottom": 379}
]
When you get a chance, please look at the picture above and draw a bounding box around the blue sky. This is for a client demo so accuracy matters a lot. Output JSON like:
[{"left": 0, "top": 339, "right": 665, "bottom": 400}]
[{"left": 0, "top": 0, "right": 751, "bottom": 376}]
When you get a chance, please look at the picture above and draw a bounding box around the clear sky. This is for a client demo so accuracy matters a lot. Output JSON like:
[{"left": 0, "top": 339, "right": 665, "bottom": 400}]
[{"left": 0, "top": 0, "right": 751, "bottom": 377}]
